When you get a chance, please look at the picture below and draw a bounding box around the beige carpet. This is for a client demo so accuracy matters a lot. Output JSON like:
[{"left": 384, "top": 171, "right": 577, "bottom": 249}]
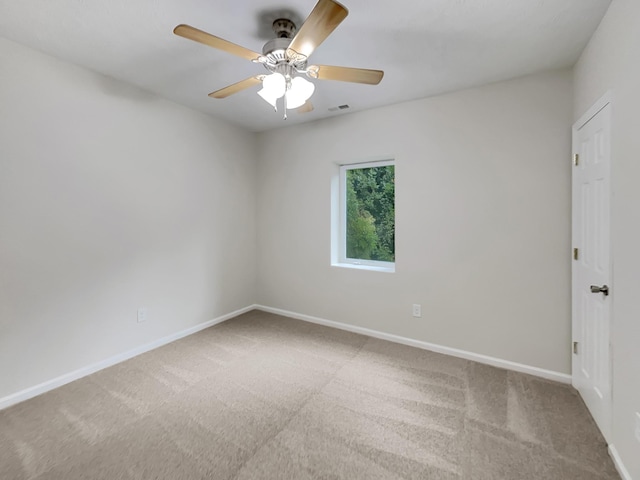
[{"left": 0, "top": 311, "right": 620, "bottom": 480}]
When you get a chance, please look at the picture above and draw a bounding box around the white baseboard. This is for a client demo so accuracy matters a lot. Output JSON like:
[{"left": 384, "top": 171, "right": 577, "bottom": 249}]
[
  {"left": 255, "top": 305, "right": 572, "bottom": 384},
  {"left": 1, "top": 303, "right": 573, "bottom": 412},
  {"left": 609, "top": 445, "right": 633, "bottom": 480},
  {"left": 0, "top": 305, "right": 255, "bottom": 411}
]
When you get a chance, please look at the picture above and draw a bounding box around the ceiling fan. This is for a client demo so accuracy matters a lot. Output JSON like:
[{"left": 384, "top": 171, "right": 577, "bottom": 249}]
[{"left": 173, "top": 0, "right": 384, "bottom": 119}]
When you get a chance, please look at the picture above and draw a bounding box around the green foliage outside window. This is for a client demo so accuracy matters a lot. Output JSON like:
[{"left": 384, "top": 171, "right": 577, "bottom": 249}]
[{"left": 346, "top": 165, "right": 395, "bottom": 262}]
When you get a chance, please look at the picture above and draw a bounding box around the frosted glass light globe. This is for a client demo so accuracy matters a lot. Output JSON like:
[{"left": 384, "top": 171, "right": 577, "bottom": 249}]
[
  {"left": 257, "top": 73, "right": 286, "bottom": 108},
  {"left": 286, "top": 76, "right": 315, "bottom": 110}
]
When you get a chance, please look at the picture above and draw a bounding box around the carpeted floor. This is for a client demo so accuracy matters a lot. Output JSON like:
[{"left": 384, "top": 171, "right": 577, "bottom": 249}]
[{"left": 0, "top": 311, "right": 620, "bottom": 480}]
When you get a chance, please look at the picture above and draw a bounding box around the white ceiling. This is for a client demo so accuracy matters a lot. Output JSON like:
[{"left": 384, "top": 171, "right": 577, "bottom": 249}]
[{"left": 0, "top": 0, "right": 611, "bottom": 132}]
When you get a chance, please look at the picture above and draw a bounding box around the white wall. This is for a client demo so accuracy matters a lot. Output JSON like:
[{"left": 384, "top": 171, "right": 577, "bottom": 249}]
[
  {"left": 256, "top": 69, "right": 574, "bottom": 374},
  {"left": 574, "top": 1, "right": 640, "bottom": 477},
  {"left": 0, "top": 37, "right": 257, "bottom": 400},
  {"left": 0, "top": 31, "right": 580, "bottom": 418}
]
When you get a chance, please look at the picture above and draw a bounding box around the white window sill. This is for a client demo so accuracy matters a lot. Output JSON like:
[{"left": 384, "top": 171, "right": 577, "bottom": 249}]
[{"left": 331, "top": 262, "right": 395, "bottom": 273}]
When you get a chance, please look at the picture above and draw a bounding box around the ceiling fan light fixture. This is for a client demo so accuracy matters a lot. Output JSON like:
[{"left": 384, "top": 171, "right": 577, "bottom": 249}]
[
  {"left": 257, "top": 72, "right": 286, "bottom": 109},
  {"left": 257, "top": 88, "right": 278, "bottom": 109},
  {"left": 285, "top": 76, "right": 315, "bottom": 109}
]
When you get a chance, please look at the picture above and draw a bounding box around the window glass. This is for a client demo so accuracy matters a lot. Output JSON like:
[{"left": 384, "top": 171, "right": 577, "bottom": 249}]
[{"left": 341, "top": 161, "right": 395, "bottom": 267}]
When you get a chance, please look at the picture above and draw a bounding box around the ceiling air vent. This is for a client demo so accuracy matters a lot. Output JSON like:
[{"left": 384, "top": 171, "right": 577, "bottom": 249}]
[{"left": 328, "top": 104, "right": 350, "bottom": 112}]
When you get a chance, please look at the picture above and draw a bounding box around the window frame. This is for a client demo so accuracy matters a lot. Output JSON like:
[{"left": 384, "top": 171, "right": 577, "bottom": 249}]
[{"left": 337, "top": 159, "right": 395, "bottom": 272}]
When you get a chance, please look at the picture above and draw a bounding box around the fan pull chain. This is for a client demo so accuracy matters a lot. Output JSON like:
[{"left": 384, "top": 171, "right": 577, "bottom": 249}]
[{"left": 283, "top": 86, "right": 288, "bottom": 120}]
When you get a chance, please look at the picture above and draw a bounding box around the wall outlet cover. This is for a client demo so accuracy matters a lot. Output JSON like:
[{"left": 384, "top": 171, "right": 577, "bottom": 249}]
[{"left": 137, "top": 307, "right": 148, "bottom": 323}]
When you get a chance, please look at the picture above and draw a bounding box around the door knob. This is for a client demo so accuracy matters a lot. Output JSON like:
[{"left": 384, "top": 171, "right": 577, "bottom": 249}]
[{"left": 590, "top": 284, "right": 609, "bottom": 296}]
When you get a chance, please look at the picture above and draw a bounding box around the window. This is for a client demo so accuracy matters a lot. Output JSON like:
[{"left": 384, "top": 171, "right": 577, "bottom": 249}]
[{"left": 337, "top": 160, "right": 395, "bottom": 271}]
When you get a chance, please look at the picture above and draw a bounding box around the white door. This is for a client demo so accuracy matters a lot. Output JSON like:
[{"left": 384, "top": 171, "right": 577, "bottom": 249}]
[{"left": 572, "top": 96, "right": 612, "bottom": 442}]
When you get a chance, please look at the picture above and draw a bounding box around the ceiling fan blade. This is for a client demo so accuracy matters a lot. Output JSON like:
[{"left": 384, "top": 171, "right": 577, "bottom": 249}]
[
  {"left": 308, "top": 65, "right": 384, "bottom": 85},
  {"left": 297, "top": 101, "right": 314, "bottom": 114},
  {"left": 174, "top": 24, "right": 261, "bottom": 61},
  {"left": 287, "top": 0, "right": 348, "bottom": 59},
  {"left": 208, "top": 76, "right": 262, "bottom": 99}
]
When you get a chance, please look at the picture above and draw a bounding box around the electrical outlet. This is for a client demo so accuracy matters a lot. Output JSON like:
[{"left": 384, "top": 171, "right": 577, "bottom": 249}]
[
  {"left": 137, "top": 307, "right": 148, "bottom": 323},
  {"left": 635, "top": 412, "right": 640, "bottom": 443},
  {"left": 412, "top": 304, "right": 421, "bottom": 318}
]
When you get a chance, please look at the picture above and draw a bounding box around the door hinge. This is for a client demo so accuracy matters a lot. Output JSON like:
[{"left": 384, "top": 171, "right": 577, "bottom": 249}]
[
  {"left": 573, "top": 154, "right": 579, "bottom": 166},
  {"left": 573, "top": 248, "right": 579, "bottom": 260},
  {"left": 573, "top": 341, "right": 579, "bottom": 354}
]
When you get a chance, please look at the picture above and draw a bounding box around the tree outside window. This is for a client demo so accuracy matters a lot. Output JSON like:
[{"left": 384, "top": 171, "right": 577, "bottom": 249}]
[{"left": 343, "top": 162, "right": 395, "bottom": 264}]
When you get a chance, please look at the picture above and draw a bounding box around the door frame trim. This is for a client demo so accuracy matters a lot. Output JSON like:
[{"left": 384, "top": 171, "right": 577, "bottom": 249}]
[
  {"left": 571, "top": 90, "right": 614, "bottom": 443},
  {"left": 573, "top": 91, "right": 613, "bottom": 131}
]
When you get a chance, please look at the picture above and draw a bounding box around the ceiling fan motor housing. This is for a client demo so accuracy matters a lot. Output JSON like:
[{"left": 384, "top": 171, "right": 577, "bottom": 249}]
[
  {"left": 272, "top": 18, "right": 296, "bottom": 38},
  {"left": 261, "top": 35, "right": 308, "bottom": 76},
  {"left": 260, "top": 17, "right": 307, "bottom": 72},
  {"left": 262, "top": 37, "right": 291, "bottom": 57}
]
